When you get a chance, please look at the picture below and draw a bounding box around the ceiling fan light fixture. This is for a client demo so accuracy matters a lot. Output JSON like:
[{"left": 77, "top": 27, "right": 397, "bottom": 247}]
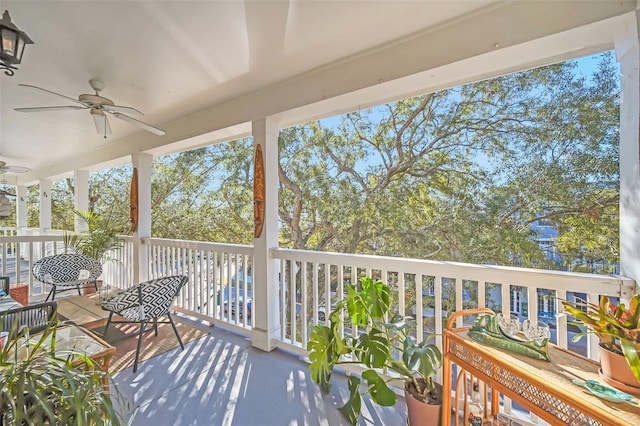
[
  {"left": 91, "top": 107, "right": 111, "bottom": 138},
  {"left": 0, "top": 10, "right": 33, "bottom": 77}
]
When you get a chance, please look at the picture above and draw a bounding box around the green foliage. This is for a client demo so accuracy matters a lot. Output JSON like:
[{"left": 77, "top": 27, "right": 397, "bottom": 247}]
[
  {"left": 307, "top": 277, "right": 442, "bottom": 424},
  {"left": 277, "top": 53, "right": 619, "bottom": 270},
  {"left": 63, "top": 210, "right": 125, "bottom": 264},
  {"left": 0, "top": 320, "right": 129, "bottom": 425},
  {"left": 34, "top": 53, "right": 619, "bottom": 274},
  {"left": 562, "top": 295, "right": 640, "bottom": 381}
]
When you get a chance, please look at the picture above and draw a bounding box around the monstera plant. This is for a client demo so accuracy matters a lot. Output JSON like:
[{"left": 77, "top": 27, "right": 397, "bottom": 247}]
[{"left": 307, "top": 277, "right": 442, "bottom": 425}]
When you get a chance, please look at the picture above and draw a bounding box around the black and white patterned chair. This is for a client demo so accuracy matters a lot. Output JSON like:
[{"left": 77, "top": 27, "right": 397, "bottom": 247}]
[
  {"left": 101, "top": 275, "right": 188, "bottom": 372},
  {"left": 32, "top": 254, "right": 103, "bottom": 302}
]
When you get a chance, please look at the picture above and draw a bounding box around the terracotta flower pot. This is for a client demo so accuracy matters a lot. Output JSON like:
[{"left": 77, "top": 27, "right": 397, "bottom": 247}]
[
  {"left": 83, "top": 279, "right": 102, "bottom": 295},
  {"left": 598, "top": 344, "right": 640, "bottom": 395},
  {"left": 404, "top": 382, "right": 442, "bottom": 426}
]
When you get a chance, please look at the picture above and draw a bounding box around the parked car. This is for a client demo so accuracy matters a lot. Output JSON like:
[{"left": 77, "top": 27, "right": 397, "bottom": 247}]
[{"left": 222, "top": 287, "right": 252, "bottom": 319}]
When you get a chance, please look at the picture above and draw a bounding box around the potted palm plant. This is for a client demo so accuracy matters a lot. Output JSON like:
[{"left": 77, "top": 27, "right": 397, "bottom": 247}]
[
  {"left": 0, "top": 318, "right": 131, "bottom": 425},
  {"left": 63, "top": 210, "right": 125, "bottom": 295},
  {"left": 307, "top": 277, "right": 442, "bottom": 425},
  {"left": 562, "top": 295, "right": 640, "bottom": 392},
  {"left": 63, "top": 210, "right": 125, "bottom": 264}
]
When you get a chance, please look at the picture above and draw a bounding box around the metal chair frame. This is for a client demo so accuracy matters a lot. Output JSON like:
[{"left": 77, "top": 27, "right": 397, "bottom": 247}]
[{"left": 0, "top": 301, "right": 58, "bottom": 339}]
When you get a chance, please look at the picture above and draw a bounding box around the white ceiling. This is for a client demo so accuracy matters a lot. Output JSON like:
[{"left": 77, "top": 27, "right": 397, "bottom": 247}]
[{"left": 0, "top": 0, "right": 637, "bottom": 185}]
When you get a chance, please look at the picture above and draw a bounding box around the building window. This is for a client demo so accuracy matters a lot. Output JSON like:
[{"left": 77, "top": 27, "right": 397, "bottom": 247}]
[
  {"left": 511, "top": 288, "right": 521, "bottom": 313},
  {"left": 538, "top": 292, "right": 555, "bottom": 316}
]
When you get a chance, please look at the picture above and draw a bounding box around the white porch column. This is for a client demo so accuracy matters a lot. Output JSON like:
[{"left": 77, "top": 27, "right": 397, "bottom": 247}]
[
  {"left": 617, "top": 9, "right": 640, "bottom": 291},
  {"left": 73, "top": 170, "right": 89, "bottom": 233},
  {"left": 132, "top": 153, "right": 152, "bottom": 284},
  {"left": 251, "top": 117, "right": 281, "bottom": 351},
  {"left": 38, "top": 179, "right": 52, "bottom": 231},
  {"left": 16, "top": 185, "right": 27, "bottom": 229}
]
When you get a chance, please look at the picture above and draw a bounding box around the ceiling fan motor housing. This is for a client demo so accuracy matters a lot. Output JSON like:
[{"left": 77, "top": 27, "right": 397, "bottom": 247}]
[{"left": 79, "top": 93, "right": 114, "bottom": 108}]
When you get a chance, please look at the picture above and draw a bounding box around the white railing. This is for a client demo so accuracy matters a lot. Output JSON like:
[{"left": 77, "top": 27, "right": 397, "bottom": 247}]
[
  {"left": 2, "top": 231, "right": 635, "bottom": 362},
  {"left": 103, "top": 235, "right": 134, "bottom": 289},
  {"left": 143, "top": 238, "right": 254, "bottom": 332},
  {"left": 0, "top": 231, "right": 133, "bottom": 299},
  {"left": 3, "top": 231, "right": 633, "bottom": 424},
  {"left": 0, "top": 234, "right": 66, "bottom": 298},
  {"left": 271, "top": 248, "right": 636, "bottom": 362},
  {"left": 2, "top": 232, "right": 636, "bottom": 366},
  {"left": 0, "top": 227, "right": 18, "bottom": 237}
]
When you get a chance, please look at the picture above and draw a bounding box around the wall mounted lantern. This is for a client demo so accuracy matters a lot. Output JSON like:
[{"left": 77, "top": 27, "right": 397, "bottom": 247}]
[{"left": 0, "top": 10, "right": 33, "bottom": 76}]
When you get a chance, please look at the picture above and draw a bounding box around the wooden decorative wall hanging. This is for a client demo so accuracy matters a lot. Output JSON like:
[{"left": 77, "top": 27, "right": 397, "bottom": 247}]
[
  {"left": 129, "top": 168, "right": 139, "bottom": 234},
  {"left": 254, "top": 144, "right": 265, "bottom": 238}
]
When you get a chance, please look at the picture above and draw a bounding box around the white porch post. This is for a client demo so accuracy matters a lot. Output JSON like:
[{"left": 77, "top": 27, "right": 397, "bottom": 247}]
[
  {"left": 617, "top": 9, "right": 640, "bottom": 291},
  {"left": 132, "top": 153, "right": 152, "bottom": 284},
  {"left": 38, "top": 179, "right": 52, "bottom": 231},
  {"left": 252, "top": 117, "right": 281, "bottom": 351},
  {"left": 73, "top": 170, "right": 89, "bottom": 233},
  {"left": 16, "top": 185, "right": 27, "bottom": 229}
]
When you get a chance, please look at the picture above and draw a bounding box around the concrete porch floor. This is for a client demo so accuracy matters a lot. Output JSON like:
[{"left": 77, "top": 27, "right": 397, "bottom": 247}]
[{"left": 112, "top": 315, "right": 407, "bottom": 425}]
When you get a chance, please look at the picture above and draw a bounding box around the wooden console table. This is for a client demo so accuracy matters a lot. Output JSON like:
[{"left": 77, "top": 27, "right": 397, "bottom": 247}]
[{"left": 442, "top": 308, "right": 640, "bottom": 426}]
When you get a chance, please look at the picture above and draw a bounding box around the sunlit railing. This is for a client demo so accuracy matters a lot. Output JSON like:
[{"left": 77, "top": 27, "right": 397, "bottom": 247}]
[
  {"left": 0, "top": 232, "right": 66, "bottom": 298},
  {"left": 103, "top": 235, "right": 134, "bottom": 289},
  {"left": 3, "top": 230, "right": 636, "bottom": 425},
  {"left": 0, "top": 229, "right": 133, "bottom": 299},
  {"left": 143, "top": 238, "right": 254, "bottom": 333},
  {"left": 2, "top": 231, "right": 636, "bottom": 365},
  {"left": 271, "top": 248, "right": 636, "bottom": 362}
]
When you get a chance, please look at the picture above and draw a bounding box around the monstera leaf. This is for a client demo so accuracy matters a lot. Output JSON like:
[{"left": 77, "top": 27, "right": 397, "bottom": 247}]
[
  {"left": 362, "top": 370, "right": 397, "bottom": 406},
  {"left": 307, "top": 324, "right": 343, "bottom": 394},
  {"left": 355, "top": 328, "right": 390, "bottom": 368},
  {"left": 339, "top": 375, "right": 362, "bottom": 425},
  {"left": 402, "top": 337, "right": 442, "bottom": 382},
  {"left": 346, "top": 277, "right": 390, "bottom": 325}
]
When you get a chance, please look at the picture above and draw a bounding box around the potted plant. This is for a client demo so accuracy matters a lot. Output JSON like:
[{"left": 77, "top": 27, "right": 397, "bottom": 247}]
[
  {"left": 63, "top": 210, "right": 125, "bottom": 264},
  {"left": 63, "top": 210, "right": 125, "bottom": 294},
  {"left": 307, "top": 277, "right": 442, "bottom": 425},
  {"left": 0, "top": 318, "right": 131, "bottom": 425},
  {"left": 562, "top": 295, "right": 640, "bottom": 391}
]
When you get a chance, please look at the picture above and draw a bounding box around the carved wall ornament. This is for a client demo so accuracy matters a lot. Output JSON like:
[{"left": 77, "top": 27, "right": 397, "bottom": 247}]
[{"left": 254, "top": 144, "right": 265, "bottom": 238}]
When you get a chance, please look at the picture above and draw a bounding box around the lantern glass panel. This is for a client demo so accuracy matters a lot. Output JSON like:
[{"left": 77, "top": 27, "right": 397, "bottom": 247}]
[
  {"left": 1, "top": 27, "right": 18, "bottom": 62},
  {"left": 15, "top": 35, "right": 24, "bottom": 63}
]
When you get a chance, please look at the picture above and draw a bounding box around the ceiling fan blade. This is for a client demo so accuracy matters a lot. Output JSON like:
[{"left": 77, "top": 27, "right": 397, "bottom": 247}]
[
  {"left": 3, "top": 166, "right": 31, "bottom": 173},
  {"left": 108, "top": 112, "right": 165, "bottom": 136},
  {"left": 91, "top": 110, "right": 112, "bottom": 137},
  {"left": 15, "top": 106, "right": 86, "bottom": 113},
  {"left": 105, "top": 104, "right": 144, "bottom": 116},
  {"left": 18, "top": 84, "right": 83, "bottom": 105}
]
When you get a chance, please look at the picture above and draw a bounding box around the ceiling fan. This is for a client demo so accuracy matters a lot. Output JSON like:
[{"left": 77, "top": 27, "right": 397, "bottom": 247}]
[
  {"left": 0, "top": 160, "right": 30, "bottom": 174},
  {"left": 15, "top": 79, "right": 165, "bottom": 137},
  {"left": 0, "top": 159, "right": 30, "bottom": 186}
]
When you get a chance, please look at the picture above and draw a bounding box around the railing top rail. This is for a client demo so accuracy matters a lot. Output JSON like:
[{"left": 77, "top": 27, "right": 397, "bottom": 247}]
[
  {"left": 143, "top": 237, "right": 254, "bottom": 255},
  {"left": 271, "top": 248, "right": 636, "bottom": 297},
  {"left": 0, "top": 235, "right": 65, "bottom": 242}
]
